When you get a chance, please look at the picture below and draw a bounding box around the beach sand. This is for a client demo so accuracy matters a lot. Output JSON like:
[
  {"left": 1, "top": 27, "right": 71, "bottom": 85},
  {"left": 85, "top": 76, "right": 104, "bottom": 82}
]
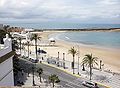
[{"left": 29, "top": 31, "right": 120, "bottom": 73}]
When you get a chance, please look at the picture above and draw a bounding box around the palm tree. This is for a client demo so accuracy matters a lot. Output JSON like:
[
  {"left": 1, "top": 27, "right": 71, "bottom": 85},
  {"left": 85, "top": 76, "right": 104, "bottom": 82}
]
[
  {"left": 37, "top": 68, "right": 43, "bottom": 82},
  {"left": 12, "top": 38, "right": 19, "bottom": 51},
  {"left": 0, "top": 29, "right": 8, "bottom": 44},
  {"left": 82, "top": 54, "right": 98, "bottom": 80},
  {"left": 68, "top": 47, "right": 77, "bottom": 74},
  {"left": 49, "top": 74, "right": 60, "bottom": 87},
  {"left": 22, "top": 42, "right": 25, "bottom": 56},
  {"left": 25, "top": 41, "right": 30, "bottom": 58},
  {"left": 30, "top": 34, "right": 41, "bottom": 61},
  {"left": 18, "top": 37, "right": 22, "bottom": 55}
]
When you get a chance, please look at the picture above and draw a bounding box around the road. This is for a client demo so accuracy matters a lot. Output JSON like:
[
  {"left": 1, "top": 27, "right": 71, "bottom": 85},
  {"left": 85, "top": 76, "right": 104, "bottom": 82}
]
[{"left": 20, "top": 58, "right": 105, "bottom": 88}]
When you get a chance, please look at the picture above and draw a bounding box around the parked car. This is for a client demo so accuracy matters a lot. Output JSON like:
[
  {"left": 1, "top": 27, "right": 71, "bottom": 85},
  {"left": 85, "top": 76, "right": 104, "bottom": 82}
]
[
  {"left": 29, "top": 58, "right": 39, "bottom": 63},
  {"left": 82, "top": 81, "right": 95, "bottom": 88}
]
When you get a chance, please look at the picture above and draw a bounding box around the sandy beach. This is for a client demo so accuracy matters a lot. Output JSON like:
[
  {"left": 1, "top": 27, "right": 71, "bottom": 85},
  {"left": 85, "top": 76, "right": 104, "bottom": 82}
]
[{"left": 29, "top": 31, "right": 120, "bottom": 73}]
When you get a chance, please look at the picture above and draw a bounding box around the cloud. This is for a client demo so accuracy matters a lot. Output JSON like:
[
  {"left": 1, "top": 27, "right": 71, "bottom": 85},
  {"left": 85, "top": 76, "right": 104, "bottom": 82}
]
[{"left": 0, "top": 0, "right": 120, "bottom": 23}]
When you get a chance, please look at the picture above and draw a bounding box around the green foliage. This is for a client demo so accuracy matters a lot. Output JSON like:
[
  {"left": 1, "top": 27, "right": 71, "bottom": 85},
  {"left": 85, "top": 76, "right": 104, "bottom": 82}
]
[
  {"left": 68, "top": 47, "right": 77, "bottom": 57},
  {"left": 37, "top": 67, "right": 43, "bottom": 82},
  {"left": 30, "top": 34, "right": 41, "bottom": 41},
  {"left": 37, "top": 68, "right": 43, "bottom": 75},
  {"left": 49, "top": 74, "right": 60, "bottom": 87},
  {"left": 82, "top": 54, "right": 98, "bottom": 67},
  {"left": 82, "top": 54, "right": 98, "bottom": 80},
  {"left": 68, "top": 47, "right": 77, "bottom": 74},
  {"left": 30, "top": 34, "right": 41, "bottom": 60},
  {"left": 12, "top": 39, "right": 19, "bottom": 51},
  {"left": 0, "top": 30, "right": 8, "bottom": 43}
]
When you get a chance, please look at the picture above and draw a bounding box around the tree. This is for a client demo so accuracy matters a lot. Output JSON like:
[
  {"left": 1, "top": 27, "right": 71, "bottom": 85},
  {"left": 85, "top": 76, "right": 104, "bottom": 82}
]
[
  {"left": 68, "top": 47, "right": 77, "bottom": 74},
  {"left": 49, "top": 74, "right": 60, "bottom": 87},
  {"left": 82, "top": 54, "right": 98, "bottom": 80},
  {"left": 12, "top": 39, "right": 19, "bottom": 51},
  {"left": 25, "top": 41, "right": 31, "bottom": 58},
  {"left": 18, "top": 37, "right": 22, "bottom": 55},
  {"left": 13, "top": 54, "right": 21, "bottom": 76},
  {"left": 3, "top": 25, "right": 10, "bottom": 31},
  {"left": 37, "top": 68, "right": 43, "bottom": 82},
  {"left": 0, "top": 29, "right": 8, "bottom": 44},
  {"left": 30, "top": 34, "right": 41, "bottom": 61}
]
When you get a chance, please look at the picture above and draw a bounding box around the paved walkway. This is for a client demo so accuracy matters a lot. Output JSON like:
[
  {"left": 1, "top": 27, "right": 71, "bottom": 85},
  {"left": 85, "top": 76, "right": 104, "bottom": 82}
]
[{"left": 22, "top": 74, "right": 61, "bottom": 88}]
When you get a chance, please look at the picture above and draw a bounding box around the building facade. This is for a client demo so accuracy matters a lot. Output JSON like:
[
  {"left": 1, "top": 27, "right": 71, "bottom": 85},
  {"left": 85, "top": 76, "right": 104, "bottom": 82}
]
[
  {"left": 0, "top": 34, "right": 14, "bottom": 86},
  {"left": 0, "top": 24, "right": 3, "bottom": 30}
]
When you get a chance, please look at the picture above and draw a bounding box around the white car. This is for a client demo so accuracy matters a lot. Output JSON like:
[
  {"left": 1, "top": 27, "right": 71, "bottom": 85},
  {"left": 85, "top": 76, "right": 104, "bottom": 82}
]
[{"left": 82, "top": 81, "right": 95, "bottom": 88}]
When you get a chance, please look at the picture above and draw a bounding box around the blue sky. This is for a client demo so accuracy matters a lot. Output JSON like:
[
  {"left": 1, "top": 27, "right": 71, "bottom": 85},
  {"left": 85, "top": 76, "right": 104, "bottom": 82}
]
[{"left": 0, "top": 0, "right": 120, "bottom": 24}]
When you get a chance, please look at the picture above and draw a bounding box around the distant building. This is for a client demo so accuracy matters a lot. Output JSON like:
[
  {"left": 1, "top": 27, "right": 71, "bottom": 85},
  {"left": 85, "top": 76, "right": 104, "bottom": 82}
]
[
  {"left": 8, "top": 27, "right": 25, "bottom": 33},
  {"left": 25, "top": 28, "right": 34, "bottom": 32},
  {"left": 0, "top": 34, "right": 14, "bottom": 86},
  {"left": 0, "top": 24, "right": 3, "bottom": 30}
]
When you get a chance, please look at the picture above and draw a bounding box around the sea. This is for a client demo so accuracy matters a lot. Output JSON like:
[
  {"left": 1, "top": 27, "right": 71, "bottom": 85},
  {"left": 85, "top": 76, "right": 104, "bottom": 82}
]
[
  {"left": 49, "top": 31, "right": 120, "bottom": 49},
  {"left": 6, "top": 23, "right": 120, "bottom": 29},
  {"left": 6, "top": 23, "right": 120, "bottom": 49}
]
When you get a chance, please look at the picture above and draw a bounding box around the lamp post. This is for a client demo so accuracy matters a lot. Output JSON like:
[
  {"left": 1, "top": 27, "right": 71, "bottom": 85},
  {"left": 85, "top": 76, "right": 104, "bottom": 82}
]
[
  {"left": 63, "top": 53, "right": 65, "bottom": 69},
  {"left": 77, "top": 46, "right": 80, "bottom": 75},
  {"left": 57, "top": 52, "right": 59, "bottom": 67}
]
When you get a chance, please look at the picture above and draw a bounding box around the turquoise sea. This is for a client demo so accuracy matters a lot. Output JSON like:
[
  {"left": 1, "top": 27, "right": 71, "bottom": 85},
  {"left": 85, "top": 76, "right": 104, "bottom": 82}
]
[
  {"left": 6, "top": 23, "right": 120, "bottom": 29},
  {"left": 50, "top": 31, "right": 120, "bottom": 49},
  {"left": 6, "top": 23, "right": 120, "bottom": 49}
]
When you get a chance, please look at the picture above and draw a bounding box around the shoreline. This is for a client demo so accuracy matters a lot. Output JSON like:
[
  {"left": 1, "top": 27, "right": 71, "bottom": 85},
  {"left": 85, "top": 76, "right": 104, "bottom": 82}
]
[
  {"left": 48, "top": 31, "right": 120, "bottom": 51},
  {"left": 36, "top": 31, "right": 120, "bottom": 73}
]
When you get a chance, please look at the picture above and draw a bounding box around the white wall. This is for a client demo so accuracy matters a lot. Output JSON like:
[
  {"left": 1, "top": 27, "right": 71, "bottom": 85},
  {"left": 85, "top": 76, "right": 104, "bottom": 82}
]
[
  {"left": 0, "top": 57, "right": 14, "bottom": 86},
  {"left": 0, "top": 34, "right": 14, "bottom": 86},
  {"left": 0, "top": 46, "right": 11, "bottom": 57}
]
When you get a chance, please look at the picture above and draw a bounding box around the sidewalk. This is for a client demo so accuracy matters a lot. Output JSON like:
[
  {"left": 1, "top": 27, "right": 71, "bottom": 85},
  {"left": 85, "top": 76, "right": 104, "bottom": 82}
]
[{"left": 22, "top": 74, "right": 61, "bottom": 88}]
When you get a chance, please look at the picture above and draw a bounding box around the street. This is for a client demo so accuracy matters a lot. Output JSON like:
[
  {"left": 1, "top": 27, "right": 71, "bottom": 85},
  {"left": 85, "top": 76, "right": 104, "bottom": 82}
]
[{"left": 19, "top": 58, "right": 106, "bottom": 88}]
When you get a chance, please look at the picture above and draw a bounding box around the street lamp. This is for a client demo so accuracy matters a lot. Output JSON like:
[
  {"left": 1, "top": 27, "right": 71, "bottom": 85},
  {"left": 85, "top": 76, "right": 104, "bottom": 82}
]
[
  {"left": 77, "top": 46, "right": 80, "bottom": 75},
  {"left": 100, "top": 60, "right": 102, "bottom": 70},
  {"left": 57, "top": 52, "right": 59, "bottom": 67},
  {"left": 63, "top": 53, "right": 65, "bottom": 69}
]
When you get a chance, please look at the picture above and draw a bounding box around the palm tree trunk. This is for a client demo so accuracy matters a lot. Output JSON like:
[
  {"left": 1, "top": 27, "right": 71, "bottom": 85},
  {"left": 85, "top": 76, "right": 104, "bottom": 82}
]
[
  {"left": 73, "top": 55, "right": 75, "bottom": 74},
  {"left": 82, "top": 63, "right": 85, "bottom": 71},
  {"left": 39, "top": 75, "right": 41, "bottom": 82},
  {"left": 28, "top": 43, "right": 29, "bottom": 58},
  {"left": 35, "top": 39, "right": 38, "bottom": 60},
  {"left": 90, "top": 63, "right": 92, "bottom": 80},
  {"left": 53, "top": 82, "right": 54, "bottom": 87}
]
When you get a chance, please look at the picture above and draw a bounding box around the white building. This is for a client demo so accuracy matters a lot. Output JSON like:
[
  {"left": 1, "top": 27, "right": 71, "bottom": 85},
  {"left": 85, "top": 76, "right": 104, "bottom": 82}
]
[
  {"left": 0, "top": 24, "right": 3, "bottom": 30},
  {"left": 0, "top": 34, "right": 14, "bottom": 86}
]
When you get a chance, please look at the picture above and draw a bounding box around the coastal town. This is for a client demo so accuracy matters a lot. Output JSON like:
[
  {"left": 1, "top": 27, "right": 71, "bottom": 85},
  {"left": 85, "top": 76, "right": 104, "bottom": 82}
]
[{"left": 0, "top": 24, "right": 120, "bottom": 88}]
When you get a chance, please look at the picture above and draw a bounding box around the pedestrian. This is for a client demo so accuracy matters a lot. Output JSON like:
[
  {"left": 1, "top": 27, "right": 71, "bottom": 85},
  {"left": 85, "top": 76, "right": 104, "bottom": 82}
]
[
  {"left": 94, "top": 83, "right": 99, "bottom": 88},
  {"left": 42, "top": 57, "right": 43, "bottom": 60}
]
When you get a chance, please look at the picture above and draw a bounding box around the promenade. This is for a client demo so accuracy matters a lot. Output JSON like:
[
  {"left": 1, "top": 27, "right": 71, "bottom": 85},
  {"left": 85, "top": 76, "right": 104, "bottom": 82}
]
[{"left": 19, "top": 48, "right": 120, "bottom": 88}]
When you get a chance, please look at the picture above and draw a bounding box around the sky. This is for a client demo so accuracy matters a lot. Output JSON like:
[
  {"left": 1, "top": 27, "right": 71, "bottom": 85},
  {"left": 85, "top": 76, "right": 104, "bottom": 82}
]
[{"left": 0, "top": 0, "right": 120, "bottom": 24}]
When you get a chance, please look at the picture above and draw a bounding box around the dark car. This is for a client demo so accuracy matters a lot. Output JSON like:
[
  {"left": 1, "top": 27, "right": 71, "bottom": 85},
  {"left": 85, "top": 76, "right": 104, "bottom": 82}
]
[
  {"left": 30, "top": 58, "right": 39, "bottom": 63},
  {"left": 82, "top": 81, "right": 95, "bottom": 88}
]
